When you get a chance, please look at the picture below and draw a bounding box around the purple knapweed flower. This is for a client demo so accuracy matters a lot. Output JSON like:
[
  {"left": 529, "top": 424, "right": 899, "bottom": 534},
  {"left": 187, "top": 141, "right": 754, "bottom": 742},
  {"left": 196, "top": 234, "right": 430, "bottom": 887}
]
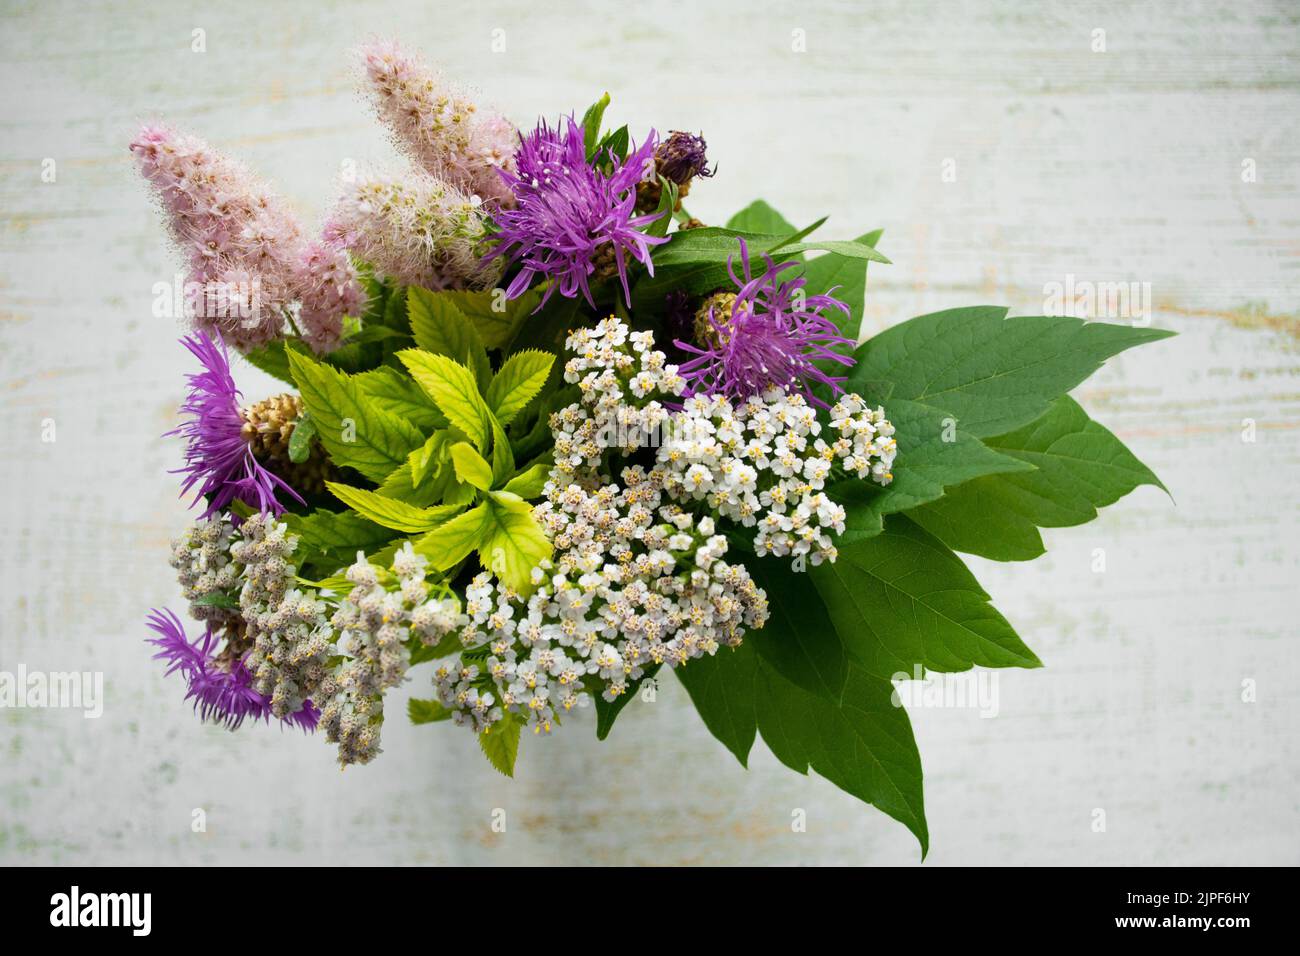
[
  {"left": 146, "top": 608, "right": 317, "bottom": 732},
  {"left": 675, "top": 238, "right": 855, "bottom": 407},
  {"left": 171, "top": 330, "right": 303, "bottom": 519},
  {"left": 485, "top": 116, "right": 669, "bottom": 307}
]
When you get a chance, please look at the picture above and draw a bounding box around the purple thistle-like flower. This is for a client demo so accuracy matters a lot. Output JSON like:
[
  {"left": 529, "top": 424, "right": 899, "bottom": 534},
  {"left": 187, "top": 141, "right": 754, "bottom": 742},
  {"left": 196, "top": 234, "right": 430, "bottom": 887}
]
[
  {"left": 485, "top": 116, "right": 669, "bottom": 307},
  {"left": 171, "top": 331, "right": 303, "bottom": 519},
  {"left": 655, "top": 131, "right": 715, "bottom": 185},
  {"left": 146, "top": 608, "right": 318, "bottom": 733},
  {"left": 675, "top": 238, "right": 856, "bottom": 407}
]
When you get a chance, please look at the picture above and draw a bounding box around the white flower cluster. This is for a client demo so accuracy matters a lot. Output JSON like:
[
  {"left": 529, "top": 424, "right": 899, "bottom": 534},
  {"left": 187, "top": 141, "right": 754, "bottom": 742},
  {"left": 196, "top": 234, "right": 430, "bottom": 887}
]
[
  {"left": 319, "top": 543, "right": 466, "bottom": 765},
  {"left": 232, "top": 514, "right": 333, "bottom": 721},
  {"left": 559, "top": 316, "right": 898, "bottom": 570},
  {"left": 169, "top": 516, "right": 240, "bottom": 625},
  {"left": 432, "top": 469, "right": 769, "bottom": 736},
  {"left": 656, "top": 391, "right": 897, "bottom": 567},
  {"left": 555, "top": 317, "right": 686, "bottom": 472}
]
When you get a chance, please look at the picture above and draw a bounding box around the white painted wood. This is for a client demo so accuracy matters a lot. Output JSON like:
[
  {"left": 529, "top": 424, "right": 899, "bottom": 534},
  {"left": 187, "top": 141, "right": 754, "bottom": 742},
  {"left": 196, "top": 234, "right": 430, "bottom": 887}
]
[{"left": 1, "top": 0, "right": 1296, "bottom": 864}]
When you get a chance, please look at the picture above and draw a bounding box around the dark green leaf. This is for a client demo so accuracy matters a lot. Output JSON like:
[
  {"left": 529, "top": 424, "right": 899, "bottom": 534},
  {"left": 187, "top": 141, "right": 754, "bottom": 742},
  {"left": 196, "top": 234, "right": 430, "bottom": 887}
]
[
  {"left": 908, "top": 396, "right": 1166, "bottom": 560},
  {"left": 746, "top": 558, "right": 848, "bottom": 702},
  {"left": 811, "top": 515, "right": 1041, "bottom": 677},
  {"left": 849, "top": 307, "right": 1176, "bottom": 438},
  {"left": 831, "top": 397, "right": 1034, "bottom": 543},
  {"left": 725, "top": 200, "right": 795, "bottom": 234},
  {"left": 801, "top": 228, "right": 884, "bottom": 346},
  {"left": 594, "top": 663, "right": 661, "bottom": 740},
  {"left": 673, "top": 643, "right": 760, "bottom": 767}
]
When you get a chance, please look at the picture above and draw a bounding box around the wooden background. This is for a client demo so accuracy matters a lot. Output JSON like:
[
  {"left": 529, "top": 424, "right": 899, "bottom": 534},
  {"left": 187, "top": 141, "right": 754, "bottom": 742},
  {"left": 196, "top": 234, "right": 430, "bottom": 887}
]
[{"left": 1, "top": 0, "right": 1297, "bottom": 865}]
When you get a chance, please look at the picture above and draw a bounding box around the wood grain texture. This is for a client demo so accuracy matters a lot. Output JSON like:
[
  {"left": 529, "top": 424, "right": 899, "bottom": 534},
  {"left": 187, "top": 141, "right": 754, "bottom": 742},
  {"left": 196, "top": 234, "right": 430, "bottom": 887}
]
[{"left": 0, "top": 0, "right": 1297, "bottom": 865}]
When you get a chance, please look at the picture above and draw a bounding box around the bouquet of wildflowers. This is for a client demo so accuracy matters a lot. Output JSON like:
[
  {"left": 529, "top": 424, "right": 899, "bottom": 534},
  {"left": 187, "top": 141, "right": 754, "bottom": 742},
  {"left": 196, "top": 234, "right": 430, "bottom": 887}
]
[{"left": 133, "top": 39, "right": 1171, "bottom": 853}]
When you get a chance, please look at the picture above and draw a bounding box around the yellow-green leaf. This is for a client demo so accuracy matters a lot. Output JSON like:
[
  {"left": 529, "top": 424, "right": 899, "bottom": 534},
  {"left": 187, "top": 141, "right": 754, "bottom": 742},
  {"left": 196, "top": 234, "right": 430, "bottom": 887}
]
[
  {"left": 485, "top": 350, "right": 554, "bottom": 426},
  {"left": 397, "top": 350, "right": 490, "bottom": 451},
  {"left": 478, "top": 709, "right": 523, "bottom": 776},
  {"left": 502, "top": 462, "right": 552, "bottom": 499},
  {"left": 325, "top": 482, "right": 461, "bottom": 534},
  {"left": 479, "top": 492, "right": 552, "bottom": 593},
  {"left": 412, "top": 503, "right": 491, "bottom": 570},
  {"left": 287, "top": 350, "right": 425, "bottom": 483},
  {"left": 407, "top": 287, "right": 491, "bottom": 389},
  {"left": 441, "top": 287, "right": 542, "bottom": 350},
  {"left": 450, "top": 441, "right": 493, "bottom": 491}
]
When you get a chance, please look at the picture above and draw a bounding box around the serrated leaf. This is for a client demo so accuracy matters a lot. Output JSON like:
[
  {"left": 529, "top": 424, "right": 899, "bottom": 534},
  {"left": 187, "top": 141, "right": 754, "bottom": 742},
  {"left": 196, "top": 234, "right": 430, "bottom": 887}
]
[
  {"left": 380, "top": 456, "right": 455, "bottom": 507},
  {"left": 354, "top": 365, "right": 448, "bottom": 433},
  {"left": 325, "top": 481, "right": 460, "bottom": 533},
  {"left": 485, "top": 350, "right": 554, "bottom": 426},
  {"left": 439, "top": 287, "right": 542, "bottom": 350},
  {"left": 811, "top": 515, "right": 1041, "bottom": 677},
  {"left": 286, "top": 412, "right": 316, "bottom": 464},
  {"left": 673, "top": 643, "right": 760, "bottom": 767},
  {"left": 412, "top": 502, "right": 491, "bottom": 570},
  {"left": 677, "top": 642, "right": 928, "bottom": 855},
  {"left": 450, "top": 442, "right": 494, "bottom": 491},
  {"left": 594, "top": 663, "right": 661, "bottom": 740},
  {"left": 282, "top": 509, "right": 397, "bottom": 571},
  {"left": 745, "top": 558, "right": 848, "bottom": 702},
  {"left": 849, "top": 307, "right": 1176, "bottom": 438},
  {"left": 407, "top": 286, "right": 492, "bottom": 389},
  {"left": 908, "top": 396, "right": 1166, "bottom": 560},
  {"left": 288, "top": 350, "right": 425, "bottom": 483},
  {"left": 502, "top": 462, "right": 552, "bottom": 499},
  {"left": 489, "top": 415, "right": 515, "bottom": 486},
  {"left": 480, "top": 492, "right": 551, "bottom": 593},
  {"left": 756, "top": 657, "right": 927, "bottom": 856},
  {"left": 397, "top": 350, "right": 490, "bottom": 451},
  {"left": 408, "top": 698, "right": 454, "bottom": 724},
  {"left": 832, "top": 397, "right": 1034, "bottom": 543},
  {"left": 479, "top": 710, "right": 523, "bottom": 776}
]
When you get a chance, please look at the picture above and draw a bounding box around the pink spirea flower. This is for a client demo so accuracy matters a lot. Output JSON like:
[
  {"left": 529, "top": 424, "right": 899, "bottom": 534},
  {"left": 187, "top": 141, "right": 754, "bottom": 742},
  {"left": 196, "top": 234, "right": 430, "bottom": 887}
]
[
  {"left": 130, "top": 124, "right": 302, "bottom": 349},
  {"left": 130, "top": 124, "right": 366, "bottom": 353},
  {"left": 358, "top": 38, "right": 517, "bottom": 207},
  {"left": 293, "top": 241, "right": 366, "bottom": 353},
  {"left": 324, "top": 169, "right": 502, "bottom": 290}
]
